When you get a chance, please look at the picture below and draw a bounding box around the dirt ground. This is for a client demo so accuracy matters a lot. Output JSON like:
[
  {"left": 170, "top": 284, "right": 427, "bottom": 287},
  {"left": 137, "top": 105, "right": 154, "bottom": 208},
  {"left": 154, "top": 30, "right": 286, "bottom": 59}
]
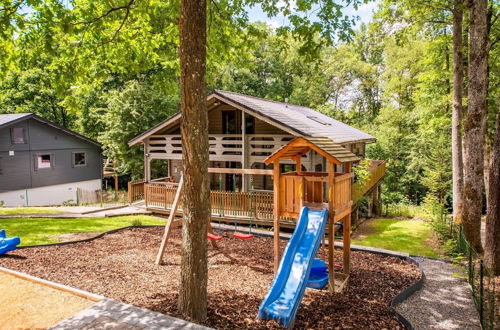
[
  {"left": 0, "top": 227, "right": 421, "bottom": 329},
  {"left": 0, "top": 272, "right": 95, "bottom": 330}
]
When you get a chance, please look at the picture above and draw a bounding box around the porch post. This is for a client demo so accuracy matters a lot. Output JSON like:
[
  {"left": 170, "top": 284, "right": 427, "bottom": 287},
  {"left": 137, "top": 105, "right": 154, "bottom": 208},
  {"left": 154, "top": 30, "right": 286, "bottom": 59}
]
[
  {"left": 241, "top": 110, "right": 247, "bottom": 191},
  {"left": 144, "top": 140, "right": 151, "bottom": 182}
]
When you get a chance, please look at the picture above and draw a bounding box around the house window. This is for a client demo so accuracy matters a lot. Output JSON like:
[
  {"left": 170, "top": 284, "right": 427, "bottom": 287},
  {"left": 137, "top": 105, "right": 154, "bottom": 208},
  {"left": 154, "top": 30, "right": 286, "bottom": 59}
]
[
  {"left": 36, "top": 154, "right": 53, "bottom": 170},
  {"left": 11, "top": 128, "right": 26, "bottom": 144},
  {"left": 73, "top": 152, "right": 87, "bottom": 167}
]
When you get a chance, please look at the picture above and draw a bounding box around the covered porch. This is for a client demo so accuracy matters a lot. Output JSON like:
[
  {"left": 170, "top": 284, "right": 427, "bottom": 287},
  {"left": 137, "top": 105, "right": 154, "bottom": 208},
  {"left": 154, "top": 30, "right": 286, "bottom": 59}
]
[{"left": 127, "top": 159, "right": 385, "bottom": 228}]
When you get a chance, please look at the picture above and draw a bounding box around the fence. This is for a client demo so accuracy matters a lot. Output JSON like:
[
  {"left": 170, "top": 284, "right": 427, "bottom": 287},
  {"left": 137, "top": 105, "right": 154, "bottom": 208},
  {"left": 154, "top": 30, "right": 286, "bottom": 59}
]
[
  {"left": 454, "top": 225, "right": 498, "bottom": 330},
  {"left": 76, "top": 188, "right": 128, "bottom": 205}
]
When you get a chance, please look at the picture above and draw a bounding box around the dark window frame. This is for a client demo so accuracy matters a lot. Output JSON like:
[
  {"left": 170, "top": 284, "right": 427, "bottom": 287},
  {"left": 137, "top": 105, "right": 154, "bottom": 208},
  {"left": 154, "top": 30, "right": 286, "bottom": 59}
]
[
  {"left": 34, "top": 153, "right": 54, "bottom": 171},
  {"left": 72, "top": 151, "right": 87, "bottom": 167},
  {"left": 10, "top": 127, "right": 27, "bottom": 144}
]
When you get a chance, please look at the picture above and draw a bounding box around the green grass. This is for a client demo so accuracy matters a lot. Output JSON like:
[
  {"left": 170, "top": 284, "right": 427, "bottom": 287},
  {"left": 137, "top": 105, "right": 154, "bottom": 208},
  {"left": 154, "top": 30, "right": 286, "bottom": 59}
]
[
  {"left": 352, "top": 218, "right": 440, "bottom": 258},
  {"left": 0, "top": 215, "right": 164, "bottom": 246},
  {"left": 0, "top": 207, "right": 61, "bottom": 215}
]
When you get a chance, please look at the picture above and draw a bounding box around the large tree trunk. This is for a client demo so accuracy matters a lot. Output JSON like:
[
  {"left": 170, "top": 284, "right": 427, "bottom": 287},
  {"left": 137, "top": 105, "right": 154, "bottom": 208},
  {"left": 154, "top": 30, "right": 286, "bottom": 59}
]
[
  {"left": 452, "top": 0, "right": 465, "bottom": 224},
  {"left": 462, "top": 0, "right": 488, "bottom": 252},
  {"left": 178, "top": 0, "right": 209, "bottom": 322},
  {"left": 484, "top": 107, "right": 500, "bottom": 275}
]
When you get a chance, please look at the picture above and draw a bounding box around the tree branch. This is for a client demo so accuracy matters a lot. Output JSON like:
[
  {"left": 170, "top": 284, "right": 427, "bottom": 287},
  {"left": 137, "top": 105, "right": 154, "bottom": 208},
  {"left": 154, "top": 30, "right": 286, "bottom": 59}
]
[{"left": 73, "top": 0, "right": 134, "bottom": 25}]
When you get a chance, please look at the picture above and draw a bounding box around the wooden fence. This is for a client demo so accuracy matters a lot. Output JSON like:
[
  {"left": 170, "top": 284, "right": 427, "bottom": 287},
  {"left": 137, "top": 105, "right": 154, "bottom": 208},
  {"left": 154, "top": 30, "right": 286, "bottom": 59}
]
[{"left": 76, "top": 188, "right": 127, "bottom": 205}]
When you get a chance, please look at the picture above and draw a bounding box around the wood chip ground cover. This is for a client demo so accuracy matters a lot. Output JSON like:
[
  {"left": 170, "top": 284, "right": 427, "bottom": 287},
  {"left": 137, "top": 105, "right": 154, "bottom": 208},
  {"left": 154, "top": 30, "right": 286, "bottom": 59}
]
[{"left": 0, "top": 227, "right": 420, "bottom": 329}]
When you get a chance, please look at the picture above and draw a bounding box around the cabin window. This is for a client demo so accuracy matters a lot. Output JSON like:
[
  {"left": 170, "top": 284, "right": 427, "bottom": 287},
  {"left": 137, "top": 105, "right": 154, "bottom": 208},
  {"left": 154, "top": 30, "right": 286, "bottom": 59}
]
[
  {"left": 245, "top": 114, "right": 255, "bottom": 134},
  {"left": 11, "top": 127, "right": 26, "bottom": 144},
  {"left": 222, "top": 111, "right": 238, "bottom": 134},
  {"left": 73, "top": 152, "right": 87, "bottom": 167},
  {"left": 35, "top": 154, "right": 53, "bottom": 170}
]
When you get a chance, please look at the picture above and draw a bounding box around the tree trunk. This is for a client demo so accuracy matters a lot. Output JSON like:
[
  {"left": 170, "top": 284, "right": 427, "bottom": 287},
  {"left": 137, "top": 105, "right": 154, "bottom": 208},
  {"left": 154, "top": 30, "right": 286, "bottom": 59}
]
[
  {"left": 452, "top": 0, "right": 465, "bottom": 224},
  {"left": 484, "top": 107, "right": 500, "bottom": 275},
  {"left": 177, "top": 0, "right": 209, "bottom": 322},
  {"left": 462, "top": 0, "right": 488, "bottom": 252}
]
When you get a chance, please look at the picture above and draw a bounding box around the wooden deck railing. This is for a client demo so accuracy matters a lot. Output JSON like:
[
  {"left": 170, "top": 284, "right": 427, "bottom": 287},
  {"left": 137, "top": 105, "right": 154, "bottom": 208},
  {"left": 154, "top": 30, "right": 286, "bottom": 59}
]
[
  {"left": 128, "top": 159, "right": 385, "bottom": 223},
  {"left": 128, "top": 179, "right": 145, "bottom": 203},
  {"left": 141, "top": 182, "right": 274, "bottom": 220},
  {"left": 352, "top": 160, "right": 386, "bottom": 203},
  {"left": 146, "top": 134, "right": 295, "bottom": 163}
]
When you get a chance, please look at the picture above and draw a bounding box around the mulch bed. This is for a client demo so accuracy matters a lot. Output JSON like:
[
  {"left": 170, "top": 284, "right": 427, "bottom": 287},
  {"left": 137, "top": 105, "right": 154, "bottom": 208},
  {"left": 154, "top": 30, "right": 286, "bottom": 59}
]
[{"left": 0, "top": 227, "right": 420, "bottom": 329}]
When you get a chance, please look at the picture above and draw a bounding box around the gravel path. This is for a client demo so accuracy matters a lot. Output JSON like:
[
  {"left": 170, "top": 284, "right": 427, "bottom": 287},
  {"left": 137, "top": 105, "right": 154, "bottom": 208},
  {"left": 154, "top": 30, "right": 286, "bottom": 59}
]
[{"left": 396, "top": 257, "right": 481, "bottom": 330}]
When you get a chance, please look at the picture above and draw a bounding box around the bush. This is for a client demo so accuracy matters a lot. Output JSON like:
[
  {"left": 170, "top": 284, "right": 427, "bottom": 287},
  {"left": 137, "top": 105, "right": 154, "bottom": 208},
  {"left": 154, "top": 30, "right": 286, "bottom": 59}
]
[{"left": 130, "top": 219, "right": 143, "bottom": 226}]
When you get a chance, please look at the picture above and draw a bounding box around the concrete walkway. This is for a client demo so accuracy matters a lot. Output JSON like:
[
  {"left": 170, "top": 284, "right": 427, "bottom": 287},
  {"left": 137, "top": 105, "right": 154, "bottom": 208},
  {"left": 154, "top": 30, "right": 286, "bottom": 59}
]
[
  {"left": 396, "top": 257, "right": 481, "bottom": 330},
  {"left": 50, "top": 299, "right": 211, "bottom": 330}
]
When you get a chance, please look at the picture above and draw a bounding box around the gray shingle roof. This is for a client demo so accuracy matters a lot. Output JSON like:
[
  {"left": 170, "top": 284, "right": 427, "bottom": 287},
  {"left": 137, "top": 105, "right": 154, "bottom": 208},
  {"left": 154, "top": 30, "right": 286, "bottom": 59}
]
[
  {"left": 0, "top": 113, "right": 100, "bottom": 147},
  {"left": 0, "top": 113, "right": 32, "bottom": 128},
  {"left": 214, "top": 90, "right": 375, "bottom": 144},
  {"left": 128, "top": 90, "right": 376, "bottom": 146}
]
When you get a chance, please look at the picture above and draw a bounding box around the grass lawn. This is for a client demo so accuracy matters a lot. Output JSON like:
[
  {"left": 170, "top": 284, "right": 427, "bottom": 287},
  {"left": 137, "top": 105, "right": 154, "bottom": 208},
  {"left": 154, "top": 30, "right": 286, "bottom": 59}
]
[
  {"left": 352, "top": 218, "right": 441, "bottom": 258},
  {"left": 0, "top": 207, "right": 61, "bottom": 215},
  {"left": 0, "top": 215, "right": 164, "bottom": 246}
]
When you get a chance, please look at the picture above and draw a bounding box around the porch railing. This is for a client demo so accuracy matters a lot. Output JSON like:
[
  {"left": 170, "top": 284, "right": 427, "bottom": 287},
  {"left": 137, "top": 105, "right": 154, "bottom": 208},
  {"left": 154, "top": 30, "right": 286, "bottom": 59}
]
[
  {"left": 141, "top": 182, "right": 274, "bottom": 221},
  {"left": 146, "top": 134, "right": 295, "bottom": 163},
  {"left": 128, "top": 179, "right": 145, "bottom": 203}
]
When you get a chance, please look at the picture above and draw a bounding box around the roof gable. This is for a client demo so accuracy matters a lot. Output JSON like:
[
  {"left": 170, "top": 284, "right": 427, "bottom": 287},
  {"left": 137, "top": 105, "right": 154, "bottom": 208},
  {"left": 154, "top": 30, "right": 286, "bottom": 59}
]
[
  {"left": 128, "top": 90, "right": 376, "bottom": 146},
  {"left": 0, "top": 113, "right": 101, "bottom": 147}
]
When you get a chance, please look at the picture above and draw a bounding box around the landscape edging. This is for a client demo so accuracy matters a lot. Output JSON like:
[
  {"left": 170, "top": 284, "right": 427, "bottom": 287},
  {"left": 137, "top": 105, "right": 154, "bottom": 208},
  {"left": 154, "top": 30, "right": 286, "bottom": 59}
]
[
  {"left": 17, "top": 225, "right": 162, "bottom": 249},
  {"left": 13, "top": 224, "right": 425, "bottom": 329}
]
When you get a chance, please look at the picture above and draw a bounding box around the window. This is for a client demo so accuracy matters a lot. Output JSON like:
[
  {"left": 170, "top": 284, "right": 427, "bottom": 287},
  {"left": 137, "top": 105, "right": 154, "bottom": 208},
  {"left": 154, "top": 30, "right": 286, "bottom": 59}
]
[
  {"left": 36, "top": 154, "right": 53, "bottom": 170},
  {"left": 73, "top": 152, "right": 87, "bottom": 167},
  {"left": 11, "top": 128, "right": 26, "bottom": 144}
]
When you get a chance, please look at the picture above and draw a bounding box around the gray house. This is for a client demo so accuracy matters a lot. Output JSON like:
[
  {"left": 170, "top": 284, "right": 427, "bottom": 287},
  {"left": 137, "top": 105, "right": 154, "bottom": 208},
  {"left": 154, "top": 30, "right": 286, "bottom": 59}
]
[{"left": 0, "top": 113, "right": 102, "bottom": 206}]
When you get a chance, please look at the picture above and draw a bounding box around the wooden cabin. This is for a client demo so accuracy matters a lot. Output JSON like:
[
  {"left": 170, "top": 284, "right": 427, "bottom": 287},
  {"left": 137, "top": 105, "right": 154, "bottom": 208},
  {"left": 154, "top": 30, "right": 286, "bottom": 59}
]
[{"left": 127, "top": 90, "right": 385, "bottom": 227}]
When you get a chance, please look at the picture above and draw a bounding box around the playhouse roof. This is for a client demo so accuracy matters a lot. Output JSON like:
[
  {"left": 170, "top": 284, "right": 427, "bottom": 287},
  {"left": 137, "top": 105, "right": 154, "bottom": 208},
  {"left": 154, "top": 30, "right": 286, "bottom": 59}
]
[{"left": 264, "top": 136, "right": 360, "bottom": 165}]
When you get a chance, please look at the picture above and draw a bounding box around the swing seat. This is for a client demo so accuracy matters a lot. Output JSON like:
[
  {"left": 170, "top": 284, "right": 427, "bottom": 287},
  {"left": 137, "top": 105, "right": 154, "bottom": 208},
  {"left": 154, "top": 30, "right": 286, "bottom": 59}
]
[
  {"left": 207, "top": 233, "right": 223, "bottom": 241},
  {"left": 325, "top": 262, "right": 343, "bottom": 270},
  {"left": 232, "top": 232, "right": 253, "bottom": 240}
]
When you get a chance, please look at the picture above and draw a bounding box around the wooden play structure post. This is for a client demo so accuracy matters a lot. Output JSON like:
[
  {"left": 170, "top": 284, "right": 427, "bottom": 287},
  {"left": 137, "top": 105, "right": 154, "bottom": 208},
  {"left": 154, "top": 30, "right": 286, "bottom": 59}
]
[
  {"left": 273, "top": 159, "right": 281, "bottom": 273},
  {"left": 327, "top": 160, "right": 335, "bottom": 290},
  {"left": 264, "top": 137, "right": 359, "bottom": 292}
]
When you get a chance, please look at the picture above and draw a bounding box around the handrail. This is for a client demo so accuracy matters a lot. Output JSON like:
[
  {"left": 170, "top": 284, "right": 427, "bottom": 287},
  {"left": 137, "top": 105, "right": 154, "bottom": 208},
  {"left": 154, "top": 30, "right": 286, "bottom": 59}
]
[{"left": 352, "top": 160, "right": 386, "bottom": 203}]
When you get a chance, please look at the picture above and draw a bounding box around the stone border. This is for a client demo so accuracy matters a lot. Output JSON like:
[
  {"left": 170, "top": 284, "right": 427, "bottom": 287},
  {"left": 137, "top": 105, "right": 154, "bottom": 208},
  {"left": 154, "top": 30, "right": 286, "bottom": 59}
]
[
  {"left": 12, "top": 223, "right": 425, "bottom": 329},
  {"left": 17, "top": 225, "right": 161, "bottom": 249},
  {"left": 0, "top": 266, "right": 104, "bottom": 302}
]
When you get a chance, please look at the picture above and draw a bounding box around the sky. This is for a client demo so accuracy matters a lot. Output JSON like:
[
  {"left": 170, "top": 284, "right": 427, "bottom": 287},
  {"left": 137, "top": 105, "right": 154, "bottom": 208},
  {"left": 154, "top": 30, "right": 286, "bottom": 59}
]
[{"left": 246, "top": 1, "right": 379, "bottom": 30}]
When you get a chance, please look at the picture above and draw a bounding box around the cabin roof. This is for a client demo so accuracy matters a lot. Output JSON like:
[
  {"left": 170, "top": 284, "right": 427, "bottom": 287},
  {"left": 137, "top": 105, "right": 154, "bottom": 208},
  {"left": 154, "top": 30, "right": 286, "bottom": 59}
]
[
  {"left": 0, "top": 113, "right": 101, "bottom": 147},
  {"left": 264, "top": 136, "right": 361, "bottom": 165},
  {"left": 128, "top": 90, "right": 376, "bottom": 146}
]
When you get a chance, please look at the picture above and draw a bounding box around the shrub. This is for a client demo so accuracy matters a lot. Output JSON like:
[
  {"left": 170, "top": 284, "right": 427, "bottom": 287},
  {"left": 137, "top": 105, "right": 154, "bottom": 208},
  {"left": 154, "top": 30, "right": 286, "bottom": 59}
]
[{"left": 130, "top": 219, "right": 143, "bottom": 226}]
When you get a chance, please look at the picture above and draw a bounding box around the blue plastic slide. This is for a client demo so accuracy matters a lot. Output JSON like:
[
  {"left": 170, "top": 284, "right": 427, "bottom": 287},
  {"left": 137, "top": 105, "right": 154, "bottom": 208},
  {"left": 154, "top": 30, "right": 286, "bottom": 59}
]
[
  {"left": 0, "top": 229, "right": 21, "bottom": 255},
  {"left": 258, "top": 207, "right": 328, "bottom": 328}
]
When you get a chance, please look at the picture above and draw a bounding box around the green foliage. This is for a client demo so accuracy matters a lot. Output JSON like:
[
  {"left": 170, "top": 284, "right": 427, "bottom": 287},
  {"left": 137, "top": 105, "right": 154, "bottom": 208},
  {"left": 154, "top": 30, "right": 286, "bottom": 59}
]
[{"left": 93, "top": 80, "right": 178, "bottom": 178}]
